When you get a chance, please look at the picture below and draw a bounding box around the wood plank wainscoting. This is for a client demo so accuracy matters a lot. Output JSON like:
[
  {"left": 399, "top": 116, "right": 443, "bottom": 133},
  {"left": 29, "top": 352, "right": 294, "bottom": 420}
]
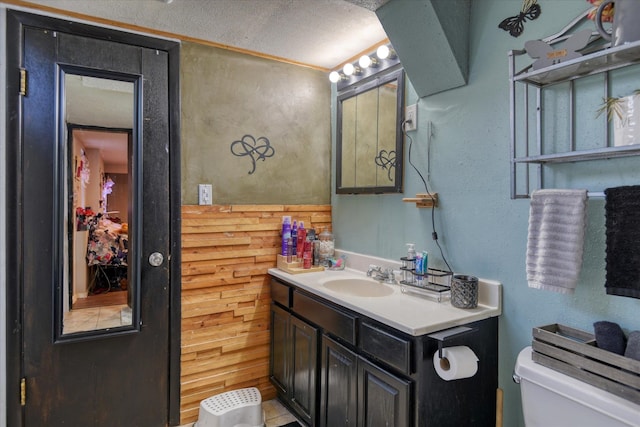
[{"left": 180, "top": 204, "right": 332, "bottom": 424}]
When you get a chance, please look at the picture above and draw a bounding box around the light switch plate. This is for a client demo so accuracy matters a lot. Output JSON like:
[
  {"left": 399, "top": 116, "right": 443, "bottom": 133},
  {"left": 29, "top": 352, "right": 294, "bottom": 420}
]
[{"left": 198, "top": 184, "right": 212, "bottom": 205}]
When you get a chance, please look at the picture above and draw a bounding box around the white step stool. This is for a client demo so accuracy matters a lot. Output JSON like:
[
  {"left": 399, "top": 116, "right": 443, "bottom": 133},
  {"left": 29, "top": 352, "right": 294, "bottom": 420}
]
[{"left": 195, "top": 387, "right": 264, "bottom": 427}]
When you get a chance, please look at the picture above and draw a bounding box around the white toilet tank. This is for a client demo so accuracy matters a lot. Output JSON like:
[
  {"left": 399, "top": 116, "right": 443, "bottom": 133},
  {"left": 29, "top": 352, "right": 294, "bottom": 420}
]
[{"left": 514, "top": 346, "right": 640, "bottom": 427}]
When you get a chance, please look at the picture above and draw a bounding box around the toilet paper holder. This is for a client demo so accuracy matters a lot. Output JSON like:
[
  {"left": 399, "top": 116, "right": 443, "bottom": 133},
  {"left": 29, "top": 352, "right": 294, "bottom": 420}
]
[{"left": 428, "top": 325, "right": 477, "bottom": 359}]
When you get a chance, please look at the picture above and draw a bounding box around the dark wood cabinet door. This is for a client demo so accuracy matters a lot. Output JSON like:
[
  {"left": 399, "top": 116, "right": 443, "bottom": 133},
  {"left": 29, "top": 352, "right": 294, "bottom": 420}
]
[
  {"left": 290, "top": 314, "right": 319, "bottom": 426},
  {"left": 320, "top": 335, "right": 358, "bottom": 427},
  {"left": 358, "top": 356, "right": 411, "bottom": 427},
  {"left": 270, "top": 303, "right": 290, "bottom": 396}
]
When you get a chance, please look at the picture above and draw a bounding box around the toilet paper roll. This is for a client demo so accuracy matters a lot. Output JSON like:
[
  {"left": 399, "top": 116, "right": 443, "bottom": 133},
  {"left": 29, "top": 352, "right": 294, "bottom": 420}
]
[{"left": 433, "top": 346, "right": 479, "bottom": 381}]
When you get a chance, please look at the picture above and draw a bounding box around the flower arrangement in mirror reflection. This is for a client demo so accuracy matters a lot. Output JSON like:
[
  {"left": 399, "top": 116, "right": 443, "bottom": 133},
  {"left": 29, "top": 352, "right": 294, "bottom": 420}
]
[
  {"left": 375, "top": 149, "right": 396, "bottom": 181},
  {"left": 76, "top": 206, "right": 95, "bottom": 231},
  {"left": 230, "top": 134, "right": 275, "bottom": 174}
]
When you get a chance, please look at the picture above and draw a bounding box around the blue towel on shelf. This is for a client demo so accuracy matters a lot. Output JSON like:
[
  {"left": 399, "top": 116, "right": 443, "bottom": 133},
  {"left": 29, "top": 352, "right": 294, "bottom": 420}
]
[
  {"left": 605, "top": 185, "right": 640, "bottom": 299},
  {"left": 526, "top": 189, "right": 588, "bottom": 294}
]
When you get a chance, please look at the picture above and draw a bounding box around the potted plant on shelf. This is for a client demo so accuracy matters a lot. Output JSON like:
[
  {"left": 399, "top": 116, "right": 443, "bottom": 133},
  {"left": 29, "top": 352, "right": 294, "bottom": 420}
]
[{"left": 596, "top": 89, "right": 640, "bottom": 147}]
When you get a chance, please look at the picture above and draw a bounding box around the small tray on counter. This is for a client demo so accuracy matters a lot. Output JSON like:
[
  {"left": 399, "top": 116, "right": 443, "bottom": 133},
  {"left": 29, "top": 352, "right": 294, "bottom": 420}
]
[
  {"left": 276, "top": 255, "right": 324, "bottom": 274},
  {"left": 532, "top": 323, "right": 640, "bottom": 405}
]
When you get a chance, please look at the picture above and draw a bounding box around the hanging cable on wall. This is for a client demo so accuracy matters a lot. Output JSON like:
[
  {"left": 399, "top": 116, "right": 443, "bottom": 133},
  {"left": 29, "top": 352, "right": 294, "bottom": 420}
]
[{"left": 403, "top": 119, "right": 453, "bottom": 273}]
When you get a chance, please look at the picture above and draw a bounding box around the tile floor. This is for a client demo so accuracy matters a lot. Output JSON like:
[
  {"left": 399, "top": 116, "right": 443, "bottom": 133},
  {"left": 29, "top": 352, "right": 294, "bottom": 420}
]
[
  {"left": 63, "top": 304, "right": 132, "bottom": 334},
  {"left": 179, "top": 398, "right": 299, "bottom": 427}
]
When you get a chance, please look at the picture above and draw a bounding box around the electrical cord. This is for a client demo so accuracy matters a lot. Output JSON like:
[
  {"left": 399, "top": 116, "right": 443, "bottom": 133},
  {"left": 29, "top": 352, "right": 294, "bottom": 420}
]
[{"left": 402, "top": 119, "right": 453, "bottom": 273}]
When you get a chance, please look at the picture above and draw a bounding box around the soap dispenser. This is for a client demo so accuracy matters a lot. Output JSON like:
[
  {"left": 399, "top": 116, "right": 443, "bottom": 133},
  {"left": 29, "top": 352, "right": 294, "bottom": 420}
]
[
  {"left": 406, "top": 243, "right": 416, "bottom": 260},
  {"left": 405, "top": 243, "right": 417, "bottom": 284}
]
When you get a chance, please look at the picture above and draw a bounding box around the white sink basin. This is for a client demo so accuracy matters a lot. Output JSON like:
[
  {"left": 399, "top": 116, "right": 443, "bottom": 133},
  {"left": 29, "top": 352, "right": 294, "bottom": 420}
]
[{"left": 322, "top": 278, "right": 394, "bottom": 297}]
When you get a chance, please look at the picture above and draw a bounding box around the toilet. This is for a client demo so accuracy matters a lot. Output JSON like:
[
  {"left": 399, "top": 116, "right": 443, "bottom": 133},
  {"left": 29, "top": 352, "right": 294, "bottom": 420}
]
[{"left": 514, "top": 346, "right": 640, "bottom": 427}]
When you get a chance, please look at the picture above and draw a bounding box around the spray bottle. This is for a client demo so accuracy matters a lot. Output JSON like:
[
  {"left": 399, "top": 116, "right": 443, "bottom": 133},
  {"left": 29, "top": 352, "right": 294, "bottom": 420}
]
[
  {"left": 291, "top": 220, "right": 298, "bottom": 257},
  {"left": 281, "top": 216, "right": 291, "bottom": 256},
  {"left": 297, "top": 221, "right": 306, "bottom": 261}
]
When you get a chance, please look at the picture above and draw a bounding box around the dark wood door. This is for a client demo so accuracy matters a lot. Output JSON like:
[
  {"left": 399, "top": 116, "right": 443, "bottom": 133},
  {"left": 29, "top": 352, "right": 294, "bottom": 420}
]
[
  {"left": 320, "top": 335, "right": 358, "bottom": 427},
  {"left": 6, "top": 11, "right": 180, "bottom": 427},
  {"left": 270, "top": 303, "right": 290, "bottom": 396},
  {"left": 358, "top": 357, "right": 411, "bottom": 427},
  {"left": 290, "top": 315, "right": 318, "bottom": 426}
]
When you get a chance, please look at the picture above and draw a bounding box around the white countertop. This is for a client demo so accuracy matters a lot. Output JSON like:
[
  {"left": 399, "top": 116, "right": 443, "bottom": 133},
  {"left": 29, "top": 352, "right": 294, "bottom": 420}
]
[{"left": 268, "top": 252, "right": 502, "bottom": 336}]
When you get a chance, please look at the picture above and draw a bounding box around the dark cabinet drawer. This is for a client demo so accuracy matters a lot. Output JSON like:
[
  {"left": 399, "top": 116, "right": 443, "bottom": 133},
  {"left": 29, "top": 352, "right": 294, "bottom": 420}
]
[
  {"left": 271, "top": 278, "right": 292, "bottom": 308},
  {"left": 360, "top": 321, "right": 412, "bottom": 375},
  {"left": 293, "top": 290, "right": 358, "bottom": 345}
]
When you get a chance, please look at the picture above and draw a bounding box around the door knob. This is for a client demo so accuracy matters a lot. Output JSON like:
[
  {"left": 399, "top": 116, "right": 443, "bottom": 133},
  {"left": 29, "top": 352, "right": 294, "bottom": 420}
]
[{"left": 148, "top": 252, "right": 164, "bottom": 267}]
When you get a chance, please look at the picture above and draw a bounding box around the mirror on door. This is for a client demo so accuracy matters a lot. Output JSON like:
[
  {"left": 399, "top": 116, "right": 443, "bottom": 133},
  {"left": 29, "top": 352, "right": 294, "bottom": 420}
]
[{"left": 57, "top": 67, "right": 141, "bottom": 340}]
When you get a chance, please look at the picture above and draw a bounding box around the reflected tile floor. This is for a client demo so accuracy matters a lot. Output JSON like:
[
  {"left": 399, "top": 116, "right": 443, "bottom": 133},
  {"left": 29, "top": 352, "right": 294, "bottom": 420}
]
[
  {"left": 179, "top": 399, "right": 300, "bottom": 427},
  {"left": 63, "top": 304, "right": 130, "bottom": 334}
]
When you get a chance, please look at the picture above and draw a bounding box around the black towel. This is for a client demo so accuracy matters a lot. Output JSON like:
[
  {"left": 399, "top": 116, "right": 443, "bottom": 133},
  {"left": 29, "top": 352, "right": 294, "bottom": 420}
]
[
  {"left": 625, "top": 331, "right": 640, "bottom": 361},
  {"left": 604, "top": 185, "right": 640, "bottom": 299},
  {"left": 594, "top": 321, "right": 627, "bottom": 355}
]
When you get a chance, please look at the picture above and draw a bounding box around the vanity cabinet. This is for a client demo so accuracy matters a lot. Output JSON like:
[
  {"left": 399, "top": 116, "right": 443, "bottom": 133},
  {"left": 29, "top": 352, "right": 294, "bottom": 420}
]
[
  {"left": 270, "top": 276, "right": 498, "bottom": 427},
  {"left": 320, "top": 335, "right": 411, "bottom": 427},
  {"left": 319, "top": 335, "right": 358, "bottom": 427},
  {"left": 358, "top": 354, "right": 411, "bottom": 427},
  {"left": 269, "top": 303, "right": 319, "bottom": 426},
  {"left": 270, "top": 303, "right": 289, "bottom": 396}
]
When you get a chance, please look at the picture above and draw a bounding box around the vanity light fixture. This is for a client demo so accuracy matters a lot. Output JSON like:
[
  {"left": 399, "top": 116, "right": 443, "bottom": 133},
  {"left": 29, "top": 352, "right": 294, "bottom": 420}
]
[
  {"left": 376, "top": 44, "right": 396, "bottom": 60},
  {"left": 328, "top": 43, "right": 399, "bottom": 87}
]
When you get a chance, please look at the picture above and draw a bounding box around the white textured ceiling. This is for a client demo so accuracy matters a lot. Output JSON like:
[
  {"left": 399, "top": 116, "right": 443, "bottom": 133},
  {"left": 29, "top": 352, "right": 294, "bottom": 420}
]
[
  {"left": 24, "top": 0, "right": 390, "bottom": 70},
  {"left": 40, "top": 0, "right": 390, "bottom": 166}
]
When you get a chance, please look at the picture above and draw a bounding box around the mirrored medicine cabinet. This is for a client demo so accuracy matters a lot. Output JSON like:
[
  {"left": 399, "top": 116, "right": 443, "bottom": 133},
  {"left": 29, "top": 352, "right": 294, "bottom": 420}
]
[{"left": 336, "top": 66, "right": 405, "bottom": 194}]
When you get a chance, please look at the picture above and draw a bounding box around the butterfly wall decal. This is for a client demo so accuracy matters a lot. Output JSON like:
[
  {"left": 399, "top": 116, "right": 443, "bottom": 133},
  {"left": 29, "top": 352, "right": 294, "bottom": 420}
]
[{"left": 499, "top": 0, "right": 542, "bottom": 38}]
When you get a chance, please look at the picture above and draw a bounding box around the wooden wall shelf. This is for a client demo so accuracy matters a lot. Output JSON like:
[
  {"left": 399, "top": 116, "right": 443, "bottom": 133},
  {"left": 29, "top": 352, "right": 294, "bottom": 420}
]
[{"left": 402, "top": 193, "right": 438, "bottom": 208}]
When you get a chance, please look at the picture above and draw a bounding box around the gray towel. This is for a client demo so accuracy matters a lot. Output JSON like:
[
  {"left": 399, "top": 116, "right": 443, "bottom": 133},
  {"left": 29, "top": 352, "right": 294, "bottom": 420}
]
[
  {"left": 625, "top": 331, "right": 640, "bottom": 361},
  {"left": 526, "top": 189, "right": 588, "bottom": 293},
  {"left": 594, "top": 321, "right": 626, "bottom": 355}
]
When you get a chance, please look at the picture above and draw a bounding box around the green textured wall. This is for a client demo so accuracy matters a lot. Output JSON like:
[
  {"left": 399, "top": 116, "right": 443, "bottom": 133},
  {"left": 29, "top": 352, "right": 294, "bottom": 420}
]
[
  {"left": 333, "top": 1, "right": 640, "bottom": 426},
  {"left": 181, "top": 42, "right": 331, "bottom": 205}
]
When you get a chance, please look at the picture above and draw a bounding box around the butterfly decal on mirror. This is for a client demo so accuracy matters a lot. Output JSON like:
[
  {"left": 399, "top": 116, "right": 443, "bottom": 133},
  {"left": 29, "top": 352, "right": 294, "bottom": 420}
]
[
  {"left": 525, "top": 28, "right": 593, "bottom": 70},
  {"left": 499, "top": 0, "right": 541, "bottom": 38}
]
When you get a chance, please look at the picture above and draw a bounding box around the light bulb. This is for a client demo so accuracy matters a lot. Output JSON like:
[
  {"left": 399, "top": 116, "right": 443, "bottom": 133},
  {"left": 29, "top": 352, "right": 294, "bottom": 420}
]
[
  {"left": 376, "top": 45, "right": 390, "bottom": 59},
  {"left": 329, "top": 71, "right": 341, "bottom": 83},
  {"left": 377, "top": 45, "right": 396, "bottom": 60},
  {"left": 359, "top": 55, "right": 372, "bottom": 68},
  {"left": 343, "top": 63, "right": 355, "bottom": 76}
]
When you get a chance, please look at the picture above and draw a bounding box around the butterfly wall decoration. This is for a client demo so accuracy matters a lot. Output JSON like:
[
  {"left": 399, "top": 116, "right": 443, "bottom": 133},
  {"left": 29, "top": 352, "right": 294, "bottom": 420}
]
[{"left": 499, "top": 0, "right": 542, "bottom": 38}]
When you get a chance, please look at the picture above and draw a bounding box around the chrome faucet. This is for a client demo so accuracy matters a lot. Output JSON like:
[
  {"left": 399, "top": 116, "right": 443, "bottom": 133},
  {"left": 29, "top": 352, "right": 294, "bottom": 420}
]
[{"left": 366, "top": 264, "right": 396, "bottom": 284}]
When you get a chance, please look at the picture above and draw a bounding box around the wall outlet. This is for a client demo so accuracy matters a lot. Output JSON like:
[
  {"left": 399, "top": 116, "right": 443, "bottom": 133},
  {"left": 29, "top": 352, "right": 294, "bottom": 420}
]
[
  {"left": 198, "top": 184, "right": 212, "bottom": 205},
  {"left": 405, "top": 104, "right": 417, "bottom": 131}
]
